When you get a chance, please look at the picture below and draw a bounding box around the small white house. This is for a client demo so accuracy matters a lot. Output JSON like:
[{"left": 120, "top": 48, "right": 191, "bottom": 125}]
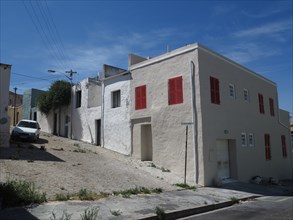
[{"left": 0, "top": 63, "right": 11, "bottom": 147}]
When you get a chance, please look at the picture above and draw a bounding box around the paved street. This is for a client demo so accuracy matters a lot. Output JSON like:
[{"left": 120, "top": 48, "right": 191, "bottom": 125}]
[{"left": 181, "top": 196, "right": 293, "bottom": 220}]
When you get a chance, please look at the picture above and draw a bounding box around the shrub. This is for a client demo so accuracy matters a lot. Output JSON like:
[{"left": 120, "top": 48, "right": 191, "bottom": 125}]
[
  {"left": 155, "top": 206, "right": 166, "bottom": 220},
  {"left": 110, "top": 209, "right": 122, "bottom": 216},
  {"left": 55, "top": 193, "right": 70, "bottom": 201},
  {"left": 80, "top": 207, "right": 99, "bottom": 220},
  {"left": 0, "top": 179, "right": 46, "bottom": 208}
]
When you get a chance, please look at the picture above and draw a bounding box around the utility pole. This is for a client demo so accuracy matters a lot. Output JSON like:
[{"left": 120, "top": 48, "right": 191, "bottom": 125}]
[
  {"left": 13, "top": 87, "right": 17, "bottom": 126},
  {"left": 65, "top": 70, "right": 77, "bottom": 140}
]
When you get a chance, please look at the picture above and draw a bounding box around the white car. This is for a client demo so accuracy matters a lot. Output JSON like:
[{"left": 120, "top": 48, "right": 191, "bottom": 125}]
[{"left": 11, "top": 119, "right": 41, "bottom": 142}]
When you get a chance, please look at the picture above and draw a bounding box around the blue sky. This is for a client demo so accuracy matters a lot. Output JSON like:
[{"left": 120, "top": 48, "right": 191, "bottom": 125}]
[{"left": 1, "top": 0, "right": 292, "bottom": 115}]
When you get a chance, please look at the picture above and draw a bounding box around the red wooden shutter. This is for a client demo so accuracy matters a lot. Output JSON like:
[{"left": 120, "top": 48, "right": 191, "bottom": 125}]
[
  {"left": 175, "top": 76, "right": 183, "bottom": 104},
  {"left": 210, "top": 77, "right": 220, "bottom": 104},
  {"left": 141, "top": 85, "right": 146, "bottom": 109},
  {"left": 135, "top": 85, "right": 146, "bottom": 110},
  {"left": 269, "top": 98, "right": 275, "bottom": 116},
  {"left": 258, "top": 94, "right": 264, "bottom": 114},
  {"left": 264, "top": 134, "right": 271, "bottom": 160},
  {"left": 281, "top": 135, "right": 287, "bottom": 158}
]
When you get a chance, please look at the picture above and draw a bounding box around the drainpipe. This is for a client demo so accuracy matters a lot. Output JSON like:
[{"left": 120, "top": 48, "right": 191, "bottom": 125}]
[
  {"left": 101, "top": 76, "right": 105, "bottom": 148},
  {"left": 190, "top": 60, "right": 199, "bottom": 184}
]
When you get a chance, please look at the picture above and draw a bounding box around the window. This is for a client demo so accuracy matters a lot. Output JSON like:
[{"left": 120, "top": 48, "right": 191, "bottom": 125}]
[
  {"left": 112, "top": 90, "right": 121, "bottom": 108},
  {"left": 258, "top": 94, "right": 265, "bottom": 114},
  {"left": 229, "top": 84, "right": 235, "bottom": 99},
  {"left": 168, "top": 76, "right": 183, "bottom": 105},
  {"left": 281, "top": 135, "right": 287, "bottom": 158},
  {"left": 210, "top": 77, "right": 220, "bottom": 104},
  {"left": 241, "top": 133, "right": 247, "bottom": 147},
  {"left": 264, "top": 134, "right": 271, "bottom": 160},
  {"left": 243, "top": 89, "right": 249, "bottom": 102},
  {"left": 248, "top": 133, "right": 254, "bottom": 147},
  {"left": 76, "top": 90, "right": 81, "bottom": 108},
  {"left": 135, "top": 85, "right": 147, "bottom": 110},
  {"left": 269, "top": 98, "right": 275, "bottom": 116}
]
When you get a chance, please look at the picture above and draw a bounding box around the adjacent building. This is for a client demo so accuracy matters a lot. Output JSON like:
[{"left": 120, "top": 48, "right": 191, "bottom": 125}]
[
  {"left": 0, "top": 63, "right": 11, "bottom": 147},
  {"left": 23, "top": 89, "right": 45, "bottom": 121},
  {"left": 8, "top": 91, "right": 23, "bottom": 126}
]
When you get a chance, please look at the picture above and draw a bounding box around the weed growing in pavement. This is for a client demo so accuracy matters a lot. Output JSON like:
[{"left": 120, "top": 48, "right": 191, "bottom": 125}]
[
  {"left": 0, "top": 179, "right": 46, "bottom": 208},
  {"left": 27, "top": 160, "right": 34, "bottom": 163},
  {"left": 110, "top": 209, "right": 122, "bottom": 216},
  {"left": 155, "top": 206, "right": 166, "bottom": 220},
  {"left": 113, "top": 187, "right": 163, "bottom": 198},
  {"left": 230, "top": 197, "right": 239, "bottom": 204},
  {"left": 99, "top": 192, "right": 110, "bottom": 198},
  {"left": 73, "top": 143, "right": 80, "bottom": 147},
  {"left": 175, "top": 183, "right": 196, "bottom": 190},
  {"left": 148, "top": 163, "right": 171, "bottom": 173},
  {"left": 80, "top": 206, "right": 99, "bottom": 220},
  {"left": 50, "top": 210, "right": 73, "bottom": 220}
]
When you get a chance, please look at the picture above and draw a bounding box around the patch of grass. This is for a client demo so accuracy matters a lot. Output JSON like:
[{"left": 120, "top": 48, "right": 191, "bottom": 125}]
[
  {"left": 0, "top": 179, "right": 46, "bottom": 208},
  {"left": 55, "top": 193, "right": 70, "bottom": 201},
  {"left": 73, "top": 143, "right": 80, "bottom": 147},
  {"left": 155, "top": 206, "right": 166, "bottom": 220},
  {"left": 113, "top": 187, "right": 163, "bottom": 198},
  {"left": 99, "top": 192, "right": 110, "bottom": 198},
  {"left": 230, "top": 197, "right": 239, "bottom": 204},
  {"left": 110, "top": 209, "right": 122, "bottom": 216},
  {"left": 175, "top": 183, "right": 196, "bottom": 190},
  {"left": 50, "top": 210, "right": 72, "bottom": 220},
  {"left": 78, "top": 188, "right": 97, "bottom": 200},
  {"left": 80, "top": 207, "right": 99, "bottom": 220},
  {"left": 148, "top": 162, "right": 157, "bottom": 168},
  {"left": 73, "top": 148, "right": 86, "bottom": 153},
  {"left": 161, "top": 167, "right": 170, "bottom": 172}
]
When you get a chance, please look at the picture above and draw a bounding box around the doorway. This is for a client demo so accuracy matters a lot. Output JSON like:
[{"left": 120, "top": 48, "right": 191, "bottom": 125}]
[
  {"left": 96, "top": 119, "right": 101, "bottom": 146},
  {"left": 141, "top": 124, "right": 153, "bottom": 161},
  {"left": 216, "top": 139, "right": 230, "bottom": 179}
]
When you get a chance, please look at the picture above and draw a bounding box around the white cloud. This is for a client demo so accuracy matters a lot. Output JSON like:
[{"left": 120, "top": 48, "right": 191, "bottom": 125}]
[
  {"left": 233, "top": 20, "right": 292, "bottom": 38},
  {"left": 222, "top": 43, "right": 280, "bottom": 64}
]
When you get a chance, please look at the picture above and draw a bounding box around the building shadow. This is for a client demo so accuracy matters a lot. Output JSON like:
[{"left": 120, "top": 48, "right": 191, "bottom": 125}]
[
  {"left": 0, "top": 207, "right": 39, "bottom": 220},
  {"left": 0, "top": 143, "right": 64, "bottom": 162},
  {"left": 218, "top": 180, "right": 293, "bottom": 196}
]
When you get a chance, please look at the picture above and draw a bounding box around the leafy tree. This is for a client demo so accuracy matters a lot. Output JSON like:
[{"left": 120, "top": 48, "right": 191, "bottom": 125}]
[{"left": 36, "top": 80, "right": 72, "bottom": 136}]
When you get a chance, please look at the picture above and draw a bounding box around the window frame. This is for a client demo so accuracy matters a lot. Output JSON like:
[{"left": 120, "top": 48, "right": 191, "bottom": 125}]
[
  {"left": 258, "top": 93, "right": 265, "bottom": 114},
  {"left": 210, "top": 76, "right": 220, "bottom": 104},
  {"left": 135, "top": 85, "right": 147, "bottom": 110},
  {"left": 264, "top": 134, "right": 271, "bottom": 160},
  {"left": 229, "top": 83, "right": 235, "bottom": 99},
  {"left": 243, "top": 89, "right": 249, "bottom": 102},
  {"left": 241, "top": 132, "right": 247, "bottom": 147},
  {"left": 248, "top": 133, "right": 254, "bottom": 147},
  {"left": 168, "top": 76, "right": 183, "bottom": 105},
  {"left": 75, "top": 90, "right": 82, "bottom": 108},
  {"left": 112, "top": 90, "right": 121, "bottom": 108}
]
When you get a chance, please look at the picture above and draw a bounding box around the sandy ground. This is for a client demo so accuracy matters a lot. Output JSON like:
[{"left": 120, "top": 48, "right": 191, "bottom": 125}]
[{"left": 0, "top": 132, "right": 182, "bottom": 200}]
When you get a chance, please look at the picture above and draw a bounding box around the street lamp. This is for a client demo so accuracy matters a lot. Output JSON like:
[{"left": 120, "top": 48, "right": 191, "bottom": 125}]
[{"left": 48, "top": 69, "right": 76, "bottom": 139}]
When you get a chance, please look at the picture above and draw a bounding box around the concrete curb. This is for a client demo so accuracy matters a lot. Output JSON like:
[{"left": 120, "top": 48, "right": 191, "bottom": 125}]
[{"left": 139, "top": 196, "right": 260, "bottom": 220}]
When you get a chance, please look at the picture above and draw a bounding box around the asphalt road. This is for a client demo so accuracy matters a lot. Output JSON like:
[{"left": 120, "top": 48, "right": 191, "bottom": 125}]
[{"left": 180, "top": 196, "right": 293, "bottom": 220}]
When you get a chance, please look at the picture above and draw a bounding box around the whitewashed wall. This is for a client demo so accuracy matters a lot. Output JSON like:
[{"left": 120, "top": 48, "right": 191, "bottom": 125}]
[
  {"left": 103, "top": 75, "right": 131, "bottom": 155},
  {"left": 72, "top": 78, "right": 101, "bottom": 144},
  {"left": 0, "top": 64, "right": 11, "bottom": 147}
]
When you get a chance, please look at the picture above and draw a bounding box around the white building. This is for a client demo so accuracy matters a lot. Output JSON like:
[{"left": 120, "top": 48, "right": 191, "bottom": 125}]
[
  {"left": 129, "top": 43, "right": 292, "bottom": 186},
  {"left": 0, "top": 63, "right": 11, "bottom": 147}
]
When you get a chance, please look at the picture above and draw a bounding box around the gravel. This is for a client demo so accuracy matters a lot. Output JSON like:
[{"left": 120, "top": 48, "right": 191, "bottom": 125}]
[{"left": 0, "top": 133, "right": 181, "bottom": 199}]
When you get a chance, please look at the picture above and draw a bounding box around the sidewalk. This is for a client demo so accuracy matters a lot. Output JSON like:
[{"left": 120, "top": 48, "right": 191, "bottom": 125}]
[{"left": 1, "top": 181, "right": 292, "bottom": 220}]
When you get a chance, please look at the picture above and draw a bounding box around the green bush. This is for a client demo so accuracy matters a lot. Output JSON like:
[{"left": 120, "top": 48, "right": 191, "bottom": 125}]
[
  {"left": 0, "top": 179, "right": 46, "bottom": 208},
  {"left": 80, "top": 207, "right": 99, "bottom": 220}
]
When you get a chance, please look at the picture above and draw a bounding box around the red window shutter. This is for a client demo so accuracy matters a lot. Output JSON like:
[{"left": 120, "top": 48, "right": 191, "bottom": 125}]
[
  {"left": 141, "top": 85, "right": 146, "bottom": 109},
  {"left": 281, "top": 135, "right": 287, "bottom": 158},
  {"left": 269, "top": 98, "right": 275, "bottom": 116},
  {"left": 135, "top": 85, "right": 146, "bottom": 110},
  {"left": 210, "top": 77, "right": 220, "bottom": 104},
  {"left": 168, "top": 76, "right": 183, "bottom": 105},
  {"left": 264, "top": 134, "right": 271, "bottom": 160},
  {"left": 258, "top": 94, "right": 264, "bottom": 114}
]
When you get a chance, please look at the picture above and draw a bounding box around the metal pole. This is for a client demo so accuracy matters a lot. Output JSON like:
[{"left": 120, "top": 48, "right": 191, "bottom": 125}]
[
  {"left": 184, "top": 125, "right": 188, "bottom": 185},
  {"left": 13, "top": 87, "right": 17, "bottom": 126},
  {"left": 70, "top": 78, "right": 73, "bottom": 139}
]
